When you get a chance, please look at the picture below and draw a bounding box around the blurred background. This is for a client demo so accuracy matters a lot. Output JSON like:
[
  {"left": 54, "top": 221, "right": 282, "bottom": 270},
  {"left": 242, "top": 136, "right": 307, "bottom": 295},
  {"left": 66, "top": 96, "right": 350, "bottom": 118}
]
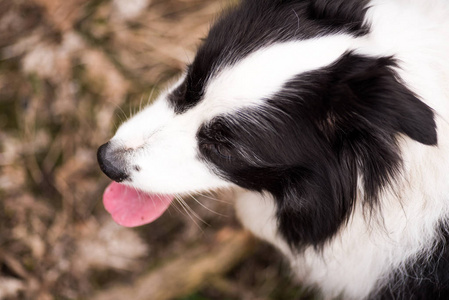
[{"left": 0, "top": 0, "right": 313, "bottom": 299}]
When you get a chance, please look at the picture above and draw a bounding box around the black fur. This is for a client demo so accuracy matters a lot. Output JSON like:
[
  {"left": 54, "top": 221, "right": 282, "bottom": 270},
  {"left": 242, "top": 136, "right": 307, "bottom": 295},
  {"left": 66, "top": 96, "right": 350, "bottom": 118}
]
[
  {"left": 169, "top": 0, "right": 370, "bottom": 114},
  {"left": 308, "top": 0, "right": 370, "bottom": 35},
  {"left": 198, "top": 52, "right": 437, "bottom": 248}
]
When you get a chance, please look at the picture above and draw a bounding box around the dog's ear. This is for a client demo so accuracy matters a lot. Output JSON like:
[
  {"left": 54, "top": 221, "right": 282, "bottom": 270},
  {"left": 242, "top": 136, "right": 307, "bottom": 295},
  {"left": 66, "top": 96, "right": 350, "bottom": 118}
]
[
  {"left": 308, "top": 0, "right": 369, "bottom": 34},
  {"left": 320, "top": 53, "right": 437, "bottom": 147},
  {"left": 315, "top": 52, "right": 437, "bottom": 202},
  {"left": 275, "top": 159, "right": 356, "bottom": 248},
  {"left": 323, "top": 53, "right": 437, "bottom": 202}
]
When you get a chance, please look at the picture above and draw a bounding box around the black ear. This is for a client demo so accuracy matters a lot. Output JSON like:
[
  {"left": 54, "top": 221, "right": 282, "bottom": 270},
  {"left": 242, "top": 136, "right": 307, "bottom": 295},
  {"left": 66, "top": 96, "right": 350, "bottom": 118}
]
[
  {"left": 275, "top": 159, "right": 357, "bottom": 249},
  {"left": 308, "top": 0, "right": 370, "bottom": 34},
  {"left": 325, "top": 53, "right": 437, "bottom": 146},
  {"left": 318, "top": 53, "right": 437, "bottom": 202}
]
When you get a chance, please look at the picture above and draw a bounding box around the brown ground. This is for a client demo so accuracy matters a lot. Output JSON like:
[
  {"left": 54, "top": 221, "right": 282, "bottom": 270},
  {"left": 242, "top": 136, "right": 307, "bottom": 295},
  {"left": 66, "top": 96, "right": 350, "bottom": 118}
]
[{"left": 0, "top": 1, "right": 315, "bottom": 299}]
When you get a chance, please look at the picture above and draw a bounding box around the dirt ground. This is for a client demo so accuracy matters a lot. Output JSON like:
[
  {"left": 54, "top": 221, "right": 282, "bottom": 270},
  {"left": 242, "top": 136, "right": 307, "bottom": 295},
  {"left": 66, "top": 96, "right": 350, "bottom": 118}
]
[{"left": 0, "top": 0, "right": 315, "bottom": 299}]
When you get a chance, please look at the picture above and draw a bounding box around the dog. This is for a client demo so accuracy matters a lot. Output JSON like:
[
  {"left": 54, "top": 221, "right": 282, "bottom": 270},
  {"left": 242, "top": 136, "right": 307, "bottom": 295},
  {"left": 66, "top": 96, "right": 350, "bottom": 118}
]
[{"left": 97, "top": 0, "right": 449, "bottom": 298}]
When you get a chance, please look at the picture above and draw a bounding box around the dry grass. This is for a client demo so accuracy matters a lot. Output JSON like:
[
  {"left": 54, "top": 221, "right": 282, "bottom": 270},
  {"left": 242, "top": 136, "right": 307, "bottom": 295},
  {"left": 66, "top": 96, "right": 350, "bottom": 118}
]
[{"left": 0, "top": 0, "right": 310, "bottom": 299}]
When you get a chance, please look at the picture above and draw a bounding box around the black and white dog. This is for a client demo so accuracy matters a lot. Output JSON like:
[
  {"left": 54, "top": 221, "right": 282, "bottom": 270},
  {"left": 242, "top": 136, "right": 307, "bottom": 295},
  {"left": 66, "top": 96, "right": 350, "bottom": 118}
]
[{"left": 97, "top": 0, "right": 449, "bottom": 298}]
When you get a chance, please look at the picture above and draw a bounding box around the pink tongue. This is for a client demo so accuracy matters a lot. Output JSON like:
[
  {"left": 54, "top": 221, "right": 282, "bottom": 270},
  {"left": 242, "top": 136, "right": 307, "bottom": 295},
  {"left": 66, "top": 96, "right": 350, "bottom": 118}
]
[{"left": 103, "top": 182, "right": 173, "bottom": 227}]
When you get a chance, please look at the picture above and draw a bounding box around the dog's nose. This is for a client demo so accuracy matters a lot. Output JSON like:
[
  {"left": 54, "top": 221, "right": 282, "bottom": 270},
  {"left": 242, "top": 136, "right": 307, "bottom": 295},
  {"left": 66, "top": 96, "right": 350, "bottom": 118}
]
[{"left": 97, "top": 142, "right": 129, "bottom": 182}]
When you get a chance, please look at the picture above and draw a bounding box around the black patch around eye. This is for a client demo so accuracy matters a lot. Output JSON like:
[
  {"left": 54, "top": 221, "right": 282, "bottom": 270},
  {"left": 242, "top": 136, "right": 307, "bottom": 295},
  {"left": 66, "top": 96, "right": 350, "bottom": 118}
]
[
  {"left": 201, "top": 143, "right": 234, "bottom": 160},
  {"left": 197, "top": 119, "right": 240, "bottom": 167}
]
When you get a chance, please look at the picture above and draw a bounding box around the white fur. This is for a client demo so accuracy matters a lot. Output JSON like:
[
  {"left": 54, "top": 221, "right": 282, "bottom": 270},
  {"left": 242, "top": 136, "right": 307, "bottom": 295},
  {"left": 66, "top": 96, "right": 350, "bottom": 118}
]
[{"left": 110, "top": 0, "right": 449, "bottom": 298}]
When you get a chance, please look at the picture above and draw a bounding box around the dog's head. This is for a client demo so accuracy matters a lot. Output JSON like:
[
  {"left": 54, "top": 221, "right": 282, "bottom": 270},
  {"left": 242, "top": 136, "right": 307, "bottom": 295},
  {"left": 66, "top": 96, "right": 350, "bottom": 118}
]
[{"left": 98, "top": 0, "right": 437, "bottom": 248}]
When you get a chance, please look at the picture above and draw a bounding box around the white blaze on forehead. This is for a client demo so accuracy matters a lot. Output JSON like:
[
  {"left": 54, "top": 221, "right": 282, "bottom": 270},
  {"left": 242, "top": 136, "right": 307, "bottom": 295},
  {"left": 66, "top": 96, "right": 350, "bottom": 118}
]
[{"left": 200, "top": 34, "right": 356, "bottom": 118}]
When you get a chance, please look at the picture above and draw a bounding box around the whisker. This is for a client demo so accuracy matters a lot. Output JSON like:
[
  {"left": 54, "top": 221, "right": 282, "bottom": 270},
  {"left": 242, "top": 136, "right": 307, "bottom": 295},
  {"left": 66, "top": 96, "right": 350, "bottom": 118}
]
[
  {"left": 139, "top": 94, "right": 144, "bottom": 112},
  {"left": 186, "top": 192, "right": 228, "bottom": 217},
  {"left": 147, "top": 80, "right": 162, "bottom": 106},
  {"left": 175, "top": 195, "right": 203, "bottom": 230},
  {"left": 177, "top": 195, "right": 206, "bottom": 222},
  {"left": 195, "top": 192, "right": 232, "bottom": 204},
  {"left": 107, "top": 100, "right": 128, "bottom": 124},
  {"left": 158, "top": 193, "right": 180, "bottom": 217},
  {"left": 175, "top": 195, "right": 208, "bottom": 230}
]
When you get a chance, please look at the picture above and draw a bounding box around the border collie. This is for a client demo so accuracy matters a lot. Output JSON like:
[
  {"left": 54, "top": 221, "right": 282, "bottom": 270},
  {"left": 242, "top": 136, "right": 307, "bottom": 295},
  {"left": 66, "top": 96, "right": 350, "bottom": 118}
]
[{"left": 97, "top": 0, "right": 449, "bottom": 298}]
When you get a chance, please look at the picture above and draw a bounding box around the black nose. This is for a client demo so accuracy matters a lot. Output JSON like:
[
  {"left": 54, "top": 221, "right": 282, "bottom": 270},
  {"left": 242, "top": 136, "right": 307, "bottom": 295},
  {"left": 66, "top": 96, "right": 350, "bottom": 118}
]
[{"left": 97, "top": 142, "right": 129, "bottom": 182}]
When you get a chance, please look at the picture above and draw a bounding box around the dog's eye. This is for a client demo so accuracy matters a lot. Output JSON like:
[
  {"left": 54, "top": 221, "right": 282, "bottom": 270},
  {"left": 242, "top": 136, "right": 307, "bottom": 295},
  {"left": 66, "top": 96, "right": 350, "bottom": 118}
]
[{"left": 202, "top": 143, "right": 233, "bottom": 159}]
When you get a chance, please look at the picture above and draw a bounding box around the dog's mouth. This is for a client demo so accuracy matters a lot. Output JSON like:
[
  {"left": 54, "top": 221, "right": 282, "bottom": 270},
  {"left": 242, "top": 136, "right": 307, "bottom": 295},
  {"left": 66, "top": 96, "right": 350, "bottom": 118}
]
[{"left": 103, "top": 182, "right": 174, "bottom": 227}]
